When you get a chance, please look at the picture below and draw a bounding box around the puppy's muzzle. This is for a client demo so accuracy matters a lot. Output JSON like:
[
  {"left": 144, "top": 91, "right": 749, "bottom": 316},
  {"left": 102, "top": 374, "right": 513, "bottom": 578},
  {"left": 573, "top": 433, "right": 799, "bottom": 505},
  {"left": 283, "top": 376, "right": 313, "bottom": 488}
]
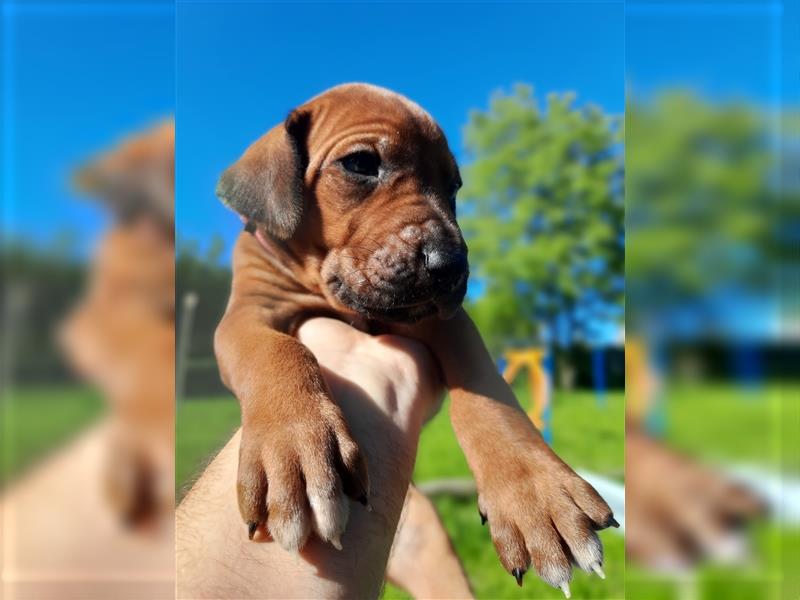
[{"left": 324, "top": 219, "right": 469, "bottom": 323}]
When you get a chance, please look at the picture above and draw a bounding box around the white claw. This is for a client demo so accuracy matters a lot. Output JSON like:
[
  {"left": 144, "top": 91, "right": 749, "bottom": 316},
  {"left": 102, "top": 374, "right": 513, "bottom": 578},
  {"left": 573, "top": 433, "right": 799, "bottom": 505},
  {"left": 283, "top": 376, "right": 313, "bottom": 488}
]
[
  {"left": 559, "top": 582, "right": 571, "bottom": 599},
  {"left": 591, "top": 563, "right": 606, "bottom": 579},
  {"left": 330, "top": 535, "right": 343, "bottom": 551}
]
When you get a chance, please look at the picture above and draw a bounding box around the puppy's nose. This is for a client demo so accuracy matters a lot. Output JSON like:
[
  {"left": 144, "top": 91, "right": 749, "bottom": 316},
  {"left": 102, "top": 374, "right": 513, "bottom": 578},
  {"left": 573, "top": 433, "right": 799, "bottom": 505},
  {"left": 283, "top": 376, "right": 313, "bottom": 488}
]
[{"left": 423, "top": 244, "right": 467, "bottom": 283}]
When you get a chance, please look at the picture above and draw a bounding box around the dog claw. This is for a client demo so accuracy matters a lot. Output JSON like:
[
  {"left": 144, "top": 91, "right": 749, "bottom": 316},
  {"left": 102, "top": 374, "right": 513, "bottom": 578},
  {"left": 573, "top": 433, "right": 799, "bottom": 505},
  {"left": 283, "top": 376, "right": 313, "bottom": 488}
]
[
  {"left": 559, "top": 582, "right": 571, "bottom": 598},
  {"left": 591, "top": 562, "right": 606, "bottom": 579},
  {"left": 512, "top": 567, "right": 525, "bottom": 587},
  {"left": 606, "top": 516, "right": 620, "bottom": 528},
  {"left": 330, "top": 535, "right": 343, "bottom": 551},
  {"left": 479, "top": 509, "right": 487, "bottom": 525},
  {"left": 247, "top": 522, "right": 258, "bottom": 540}
]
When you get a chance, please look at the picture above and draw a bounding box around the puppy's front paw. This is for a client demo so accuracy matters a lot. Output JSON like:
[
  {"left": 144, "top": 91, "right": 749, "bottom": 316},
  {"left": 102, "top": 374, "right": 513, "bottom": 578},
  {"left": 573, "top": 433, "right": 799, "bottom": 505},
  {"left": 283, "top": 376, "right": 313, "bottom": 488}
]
[
  {"left": 103, "top": 438, "right": 158, "bottom": 528},
  {"left": 236, "top": 394, "right": 369, "bottom": 552},
  {"left": 476, "top": 443, "right": 616, "bottom": 596}
]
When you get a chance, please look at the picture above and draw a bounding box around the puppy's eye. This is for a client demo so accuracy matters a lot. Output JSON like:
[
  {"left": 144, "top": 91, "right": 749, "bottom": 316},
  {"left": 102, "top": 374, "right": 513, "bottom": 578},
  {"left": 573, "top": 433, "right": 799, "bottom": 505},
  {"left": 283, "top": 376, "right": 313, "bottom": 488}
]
[{"left": 340, "top": 151, "right": 380, "bottom": 177}]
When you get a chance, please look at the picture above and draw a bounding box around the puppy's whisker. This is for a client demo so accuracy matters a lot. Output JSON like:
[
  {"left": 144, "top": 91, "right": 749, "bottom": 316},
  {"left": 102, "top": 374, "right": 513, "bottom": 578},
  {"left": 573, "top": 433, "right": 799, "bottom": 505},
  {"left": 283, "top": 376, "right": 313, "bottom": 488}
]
[
  {"left": 343, "top": 245, "right": 381, "bottom": 257},
  {"left": 341, "top": 244, "right": 381, "bottom": 258},
  {"left": 358, "top": 234, "right": 388, "bottom": 250},
  {"left": 337, "top": 265, "right": 371, "bottom": 282},
  {"left": 346, "top": 239, "right": 386, "bottom": 255}
]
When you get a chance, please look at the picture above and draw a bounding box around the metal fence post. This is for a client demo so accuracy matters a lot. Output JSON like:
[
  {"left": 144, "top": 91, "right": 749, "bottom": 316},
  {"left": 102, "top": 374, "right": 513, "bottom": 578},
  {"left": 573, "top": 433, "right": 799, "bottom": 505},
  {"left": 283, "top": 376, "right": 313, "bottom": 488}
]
[{"left": 176, "top": 291, "right": 198, "bottom": 404}]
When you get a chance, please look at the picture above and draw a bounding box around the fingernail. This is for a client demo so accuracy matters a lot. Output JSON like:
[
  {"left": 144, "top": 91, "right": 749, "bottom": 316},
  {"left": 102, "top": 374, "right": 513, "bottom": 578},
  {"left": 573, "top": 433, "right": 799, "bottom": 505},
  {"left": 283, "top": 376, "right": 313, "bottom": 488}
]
[
  {"left": 559, "top": 582, "right": 571, "bottom": 598},
  {"left": 330, "top": 535, "right": 343, "bottom": 551},
  {"left": 247, "top": 522, "right": 258, "bottom": 540},
  {"left": 606, "top": 516, "right": 620, "bottom": 528},
  {"left": 479, "top": 509, "right": 487, "bottom": 525},
  {"left": 512, "top": 567, "right": 525, "bottom": 587},
  {"left": 591, "top": 562, "right": 606, "bottom": 579}
]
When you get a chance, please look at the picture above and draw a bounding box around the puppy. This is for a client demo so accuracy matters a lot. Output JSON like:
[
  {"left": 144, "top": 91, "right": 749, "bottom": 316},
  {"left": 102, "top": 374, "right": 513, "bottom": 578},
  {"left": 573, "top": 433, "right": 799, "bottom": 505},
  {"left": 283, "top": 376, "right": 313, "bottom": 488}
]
[
  {"left": 60, "top": 121, "right": 175, "bottom": 528},
  {"left": 215, "top": 84, "right": 616, "bottom": 592}
]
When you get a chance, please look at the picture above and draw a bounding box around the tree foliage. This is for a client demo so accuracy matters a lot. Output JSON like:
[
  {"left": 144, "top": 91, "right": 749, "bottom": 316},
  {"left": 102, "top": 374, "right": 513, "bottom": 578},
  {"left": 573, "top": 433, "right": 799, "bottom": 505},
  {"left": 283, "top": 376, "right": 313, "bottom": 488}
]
[
  {"left": 625, "top": 92, "right": 784, "bottom": 333},
  {"left": 459, "top": 85, "right": 623, "bottom": 354}
]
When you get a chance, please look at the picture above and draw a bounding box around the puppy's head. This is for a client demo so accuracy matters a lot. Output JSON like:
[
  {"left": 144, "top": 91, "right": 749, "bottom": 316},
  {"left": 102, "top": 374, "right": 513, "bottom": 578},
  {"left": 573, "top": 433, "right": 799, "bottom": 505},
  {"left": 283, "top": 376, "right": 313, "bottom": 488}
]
[
  {"left": 74, "top": 120, "right": 175, "bottom": 230},
  {"left": 218, "top": 83, "right": 468, "bottom": 323}
]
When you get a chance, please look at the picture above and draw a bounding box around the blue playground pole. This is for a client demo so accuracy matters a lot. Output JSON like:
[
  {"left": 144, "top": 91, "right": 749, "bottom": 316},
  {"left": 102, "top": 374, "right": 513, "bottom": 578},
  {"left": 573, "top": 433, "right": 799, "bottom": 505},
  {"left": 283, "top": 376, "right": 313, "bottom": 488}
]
[
  {"left": 592, "top": 347, "right": 607, "bottom": 407},
  {"left": 497, "top": 356, "right": 507, "bottom": 374},
  {"left": 731, "top": 342, "right": 763, "bottom": 391},
  {"left": 542, "top": 351, "right": 554, "bottom": 445}
]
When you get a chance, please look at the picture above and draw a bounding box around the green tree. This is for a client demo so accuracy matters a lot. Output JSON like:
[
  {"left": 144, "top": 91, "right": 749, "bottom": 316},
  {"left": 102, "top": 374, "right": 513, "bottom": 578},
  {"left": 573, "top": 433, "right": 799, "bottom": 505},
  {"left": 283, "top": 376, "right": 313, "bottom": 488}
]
[
  {"left": 460, "top": 85, "right": 623, "bottom": 355},
  {"left": 625, "top": 92, "right": 783, "bottom": 333}
]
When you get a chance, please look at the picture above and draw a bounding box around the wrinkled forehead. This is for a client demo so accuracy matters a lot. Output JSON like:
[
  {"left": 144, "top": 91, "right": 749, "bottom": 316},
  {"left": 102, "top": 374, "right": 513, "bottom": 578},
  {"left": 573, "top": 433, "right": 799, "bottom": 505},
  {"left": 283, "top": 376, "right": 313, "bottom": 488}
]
[{"left": 301, "top": 84, "right": 448, "bottom": 158}]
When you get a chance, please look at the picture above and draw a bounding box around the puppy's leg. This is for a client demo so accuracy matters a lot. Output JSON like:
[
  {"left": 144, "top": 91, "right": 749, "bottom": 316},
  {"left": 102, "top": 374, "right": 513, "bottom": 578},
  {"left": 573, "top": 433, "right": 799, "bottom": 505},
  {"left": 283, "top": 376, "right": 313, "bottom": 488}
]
[
  {"left": 215, "top": 304, "right": 369, "bottom": 550},
  {"left": 400, "top": 309, "right": 616, "bottom": 593},
  {"left": 386, "top": 485, "right": 473, "bottom": 599}
]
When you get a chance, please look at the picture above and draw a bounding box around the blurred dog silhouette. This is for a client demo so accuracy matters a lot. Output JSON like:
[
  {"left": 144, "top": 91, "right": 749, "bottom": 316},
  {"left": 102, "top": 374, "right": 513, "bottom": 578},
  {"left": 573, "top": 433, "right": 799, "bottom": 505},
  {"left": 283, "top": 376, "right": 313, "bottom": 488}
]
[{"left": 60, "top": 121, "right": 175, "bottom": 529}]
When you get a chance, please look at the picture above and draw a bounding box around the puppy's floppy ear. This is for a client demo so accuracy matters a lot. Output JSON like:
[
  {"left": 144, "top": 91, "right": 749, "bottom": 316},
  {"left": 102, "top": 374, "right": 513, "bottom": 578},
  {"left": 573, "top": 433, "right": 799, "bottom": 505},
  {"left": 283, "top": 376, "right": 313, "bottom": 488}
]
[{"left": 216, "top": 110, "right": 311, "bottom": 239}]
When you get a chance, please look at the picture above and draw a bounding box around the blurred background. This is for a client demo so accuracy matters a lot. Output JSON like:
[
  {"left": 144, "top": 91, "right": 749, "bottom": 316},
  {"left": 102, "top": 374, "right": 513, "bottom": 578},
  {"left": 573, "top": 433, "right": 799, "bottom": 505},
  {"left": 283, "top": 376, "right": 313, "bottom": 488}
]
[
  {"left": 175, "top": 2, "right": 625, "bottom": 598},
  {"left": 625, "top": 1, "right": 798, "bottom": 599},
  {"left": 1, "top": 1, "right": 175, "bottom": 598}
]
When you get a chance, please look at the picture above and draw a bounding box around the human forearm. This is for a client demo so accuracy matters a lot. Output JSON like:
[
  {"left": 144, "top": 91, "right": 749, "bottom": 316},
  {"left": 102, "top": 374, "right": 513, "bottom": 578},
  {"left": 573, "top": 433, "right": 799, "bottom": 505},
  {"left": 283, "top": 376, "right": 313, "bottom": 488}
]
[{"left": 177, "top": 320, "right": 437, "bottom": 599}]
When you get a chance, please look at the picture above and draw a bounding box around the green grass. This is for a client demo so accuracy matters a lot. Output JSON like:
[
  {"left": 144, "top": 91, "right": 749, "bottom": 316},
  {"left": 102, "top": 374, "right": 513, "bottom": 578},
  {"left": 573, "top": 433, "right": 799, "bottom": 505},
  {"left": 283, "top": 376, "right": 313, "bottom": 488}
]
[
  {"left": 625, "top": 523, "right": 800, "bottom": 600},
  {"left": 176, "top": 396, "right": 241, "bottom": 497},
  {"left": 1, "top": 386, "right": 104, "bottom": 486},
  {"left": 663, "top": 382, "right": 793, "bottom": 472}
]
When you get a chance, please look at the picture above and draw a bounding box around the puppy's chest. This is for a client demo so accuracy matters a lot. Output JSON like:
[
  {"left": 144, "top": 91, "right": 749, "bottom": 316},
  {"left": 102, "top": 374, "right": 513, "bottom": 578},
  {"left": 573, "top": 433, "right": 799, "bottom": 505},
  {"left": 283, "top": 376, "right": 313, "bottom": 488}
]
[{"left": 259, "top": 268, "right": 371, "bottom": 335}]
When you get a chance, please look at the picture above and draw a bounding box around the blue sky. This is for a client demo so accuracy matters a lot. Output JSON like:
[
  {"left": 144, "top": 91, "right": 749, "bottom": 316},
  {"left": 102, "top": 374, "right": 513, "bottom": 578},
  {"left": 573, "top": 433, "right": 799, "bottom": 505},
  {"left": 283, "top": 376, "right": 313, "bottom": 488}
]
[
  {"left": 3, "top": 1, "right": 173, "bottom": 256},
  {"left": 176, "top": 1, "right": 625, "bottom": 256},
  {"left": 627, "top": 0, "right": 792, "bottom": 107},
  {"left": 4, "top": 1, "right": 792, "bottom": 258}
]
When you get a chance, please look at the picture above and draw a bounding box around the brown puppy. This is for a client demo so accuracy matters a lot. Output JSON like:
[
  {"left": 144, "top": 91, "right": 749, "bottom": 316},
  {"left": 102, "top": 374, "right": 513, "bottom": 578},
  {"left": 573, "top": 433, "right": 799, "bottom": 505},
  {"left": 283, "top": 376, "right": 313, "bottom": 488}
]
[
  {"left": 215, "top": 83, "right": 616, "bottom": 592},
  {"left": 61, "top": 122, "right": 175, "bottom": 527}
]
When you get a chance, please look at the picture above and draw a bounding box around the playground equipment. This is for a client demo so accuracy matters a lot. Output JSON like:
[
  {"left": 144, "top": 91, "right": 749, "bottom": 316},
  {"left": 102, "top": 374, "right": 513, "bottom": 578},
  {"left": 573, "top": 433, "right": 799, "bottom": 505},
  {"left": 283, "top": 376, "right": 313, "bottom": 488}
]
[
  {"left": 503, "top": 345, "right": 614, "bottom": 444},
  {"left": 625, "top": 337, "right": 666, "bottom": 435},
  {"left": 502, "top": 348, "right": 552, "bottom": 443}
]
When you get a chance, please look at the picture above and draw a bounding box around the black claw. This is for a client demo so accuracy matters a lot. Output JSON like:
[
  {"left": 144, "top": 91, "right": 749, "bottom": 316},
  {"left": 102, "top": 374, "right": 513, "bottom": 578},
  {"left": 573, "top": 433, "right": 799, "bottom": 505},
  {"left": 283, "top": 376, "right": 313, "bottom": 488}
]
[
  {"left": 244, "top": 221, "right": 257, "bottom": 234},
  {"left": 479, "top": 509, "right": 487, "bottom": 525},
  {"left": 512, "top": 567, "right": 525, "bottom": 587},
  {"left": 247, "top": 522, "right": 258, "bottom": 540},
  {"left": 606, "top": 516, "right": 620, "bottom": 528},
  {"left": 357, "top": 493, "right": 369, "bottom": 507}
]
